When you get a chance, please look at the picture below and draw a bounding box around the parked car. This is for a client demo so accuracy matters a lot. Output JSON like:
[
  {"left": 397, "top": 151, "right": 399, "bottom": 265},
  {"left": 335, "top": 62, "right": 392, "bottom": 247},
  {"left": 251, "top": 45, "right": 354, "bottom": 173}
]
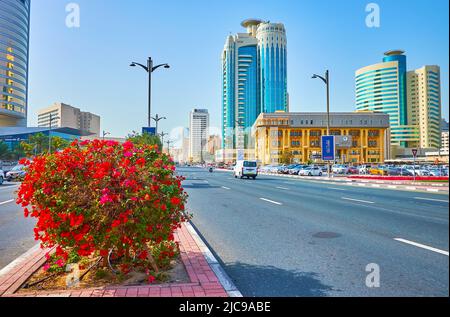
[
  {"left": 370, "top": 166, "right": 388, "bottom": 176},
  {"left": 5, "top": 164, "right": 26, "bottom": 182},
  {"left": 299, "top": 166, "right": 323, "bottom": 176},
  {"left": 332, "top": 164, "right": 349, "bottom": 174},
  {"left": 281, "top": 164, "right": 298, "bottom": 174},
  {"left": 234, "top": 160, "right": 258, "bottom": 179},
  {"left": 289, "top": 165, "right": 307, "bottom": 175},
  {"left": 427, "top": 168, "right": 446, "bottom": 176},
  {"left": 357, "top": 165, "right": 369, "bottom": 175},
  {"left": 347, "top": 166, "right": 359, "bottom": 174}
]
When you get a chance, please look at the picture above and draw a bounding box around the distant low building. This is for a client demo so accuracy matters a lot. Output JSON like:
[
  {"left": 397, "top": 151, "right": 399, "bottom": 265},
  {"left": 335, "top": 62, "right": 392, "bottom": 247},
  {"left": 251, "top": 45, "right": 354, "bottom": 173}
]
[
  {"left": 252, "top": 111, "right": 390, "bottom": 165},
  {"left": 0, "top": 126, "right": 94, "bottom": 150},
  {"left": 38, "top": 103, "right": 101, "bottom": 137}
]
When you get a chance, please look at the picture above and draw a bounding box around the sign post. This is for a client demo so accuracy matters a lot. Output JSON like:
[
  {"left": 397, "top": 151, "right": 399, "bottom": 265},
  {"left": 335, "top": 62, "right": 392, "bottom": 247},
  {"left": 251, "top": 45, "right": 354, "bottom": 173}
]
[
  {"left": 322, "top": 135, "right": 336, "bottom": 178},
  {"left": 412, "top": 149, "right": 418, "bottom": 182}
]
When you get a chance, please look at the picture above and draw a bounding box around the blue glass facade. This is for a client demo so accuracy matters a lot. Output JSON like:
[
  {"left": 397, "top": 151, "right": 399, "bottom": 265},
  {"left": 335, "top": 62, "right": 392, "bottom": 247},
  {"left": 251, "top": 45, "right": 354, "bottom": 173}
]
[
  {"left": 0, "top": 0, "right": 30, "bottom": 127},
  {"left": 383, "top": 53, "right": 407, "bottom": 127},
  {"left": 221, "top": 21, "right": 288, "bottom": 151},
  {"left": 238, "top": 46, "right": 258, "bottom": 128}
]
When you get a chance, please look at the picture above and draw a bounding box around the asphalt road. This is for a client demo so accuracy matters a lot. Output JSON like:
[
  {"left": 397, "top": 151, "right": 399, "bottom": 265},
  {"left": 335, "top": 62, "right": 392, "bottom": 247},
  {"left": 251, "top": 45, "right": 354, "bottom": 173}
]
[
  {"left": 178, "top": 167, "right": 449, "bottom": 297},
  {"left": 0, "top": 183, "right": 37, "bottom": 270}
]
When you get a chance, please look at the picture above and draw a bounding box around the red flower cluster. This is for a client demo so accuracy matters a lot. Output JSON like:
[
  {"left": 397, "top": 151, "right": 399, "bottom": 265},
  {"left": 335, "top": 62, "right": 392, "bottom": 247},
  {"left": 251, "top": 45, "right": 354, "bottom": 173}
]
[{"left": 17, "top": 139, "right": 189, "bottom": 275}]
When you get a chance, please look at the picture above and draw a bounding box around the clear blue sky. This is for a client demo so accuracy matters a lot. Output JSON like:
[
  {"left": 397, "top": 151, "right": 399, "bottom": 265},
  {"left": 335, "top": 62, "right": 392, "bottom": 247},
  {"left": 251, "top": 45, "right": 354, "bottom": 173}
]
[{"left": 28, "top": 0, "right": 449, "bottom": 139}]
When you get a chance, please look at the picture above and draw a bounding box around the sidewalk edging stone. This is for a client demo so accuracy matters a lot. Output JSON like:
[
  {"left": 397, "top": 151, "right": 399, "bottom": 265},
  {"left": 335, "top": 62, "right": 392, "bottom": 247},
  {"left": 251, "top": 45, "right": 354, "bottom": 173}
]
[
  {"left": 185, "top": 222, "right": 243, "bottom": 297},
  {"left": 0, "top": 222, "right": 231, "bottom": 298}
]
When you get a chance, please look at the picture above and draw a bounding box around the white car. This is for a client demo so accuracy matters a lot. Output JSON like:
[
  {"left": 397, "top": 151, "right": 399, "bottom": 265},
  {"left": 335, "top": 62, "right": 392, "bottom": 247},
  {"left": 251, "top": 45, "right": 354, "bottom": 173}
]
[
  {"left": 332, "top": 165, "right": 349, "bottom": 174},
  {"left": 0, "top": 169, "right": 4, "bottom": 185},
  {"left": 234, "top": 160, "right": 258, "bottom": 179},
  {"left": 299, "top": 166, "right": 323, "bottom": 176}
]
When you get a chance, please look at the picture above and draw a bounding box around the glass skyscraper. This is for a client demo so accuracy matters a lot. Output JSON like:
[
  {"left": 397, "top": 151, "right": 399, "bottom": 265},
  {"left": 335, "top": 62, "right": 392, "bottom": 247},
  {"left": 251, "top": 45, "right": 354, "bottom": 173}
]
[
  {"left": 222, "top": 19, "right": 288, "bottom": 152},
  {"left": 0, "top": 0, "right": 30, "bottom": 127},
  {"left": 356, "top": 50, "right": 419, "bottom": 148}
]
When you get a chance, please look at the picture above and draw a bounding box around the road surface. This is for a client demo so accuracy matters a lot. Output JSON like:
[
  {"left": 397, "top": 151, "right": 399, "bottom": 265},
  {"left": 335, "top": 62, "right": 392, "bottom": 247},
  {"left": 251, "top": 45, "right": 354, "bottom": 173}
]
[{"left": 178, "top": 167, "right": 449, "bottom": 297}]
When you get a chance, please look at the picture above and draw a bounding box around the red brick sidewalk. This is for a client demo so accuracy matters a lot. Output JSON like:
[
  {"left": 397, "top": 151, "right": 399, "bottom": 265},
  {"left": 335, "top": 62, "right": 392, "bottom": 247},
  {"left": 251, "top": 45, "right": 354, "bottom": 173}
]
[{"left": 0, "top": 223, "right": 228, "bottom": 297}]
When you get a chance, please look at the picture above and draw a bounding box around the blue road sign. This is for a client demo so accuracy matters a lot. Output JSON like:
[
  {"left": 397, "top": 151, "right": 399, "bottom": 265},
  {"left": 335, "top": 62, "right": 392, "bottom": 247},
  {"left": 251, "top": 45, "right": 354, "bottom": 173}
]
[
  {"left": 322, "top": 135, "right": 335, "bottom": 161},
  {"left": 142, "top": 127, "right": 157, "bottom": 136}
]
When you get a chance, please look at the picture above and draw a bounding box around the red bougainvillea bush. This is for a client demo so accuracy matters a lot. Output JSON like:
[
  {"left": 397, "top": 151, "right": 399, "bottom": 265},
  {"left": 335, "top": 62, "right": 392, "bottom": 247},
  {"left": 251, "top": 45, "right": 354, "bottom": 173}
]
[{"left": 17, "top": 139, "right": 189, "bottom": 279}]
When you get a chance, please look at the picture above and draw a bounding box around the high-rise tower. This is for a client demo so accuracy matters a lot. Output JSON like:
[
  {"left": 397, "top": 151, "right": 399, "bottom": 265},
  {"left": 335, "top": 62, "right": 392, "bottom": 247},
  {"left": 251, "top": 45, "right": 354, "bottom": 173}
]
[
  {"left": 0, "top": 0, "right": 31, "bottom": 127},
  {"left": 221, "top": 19, "right": 288, "bottom": 154}
]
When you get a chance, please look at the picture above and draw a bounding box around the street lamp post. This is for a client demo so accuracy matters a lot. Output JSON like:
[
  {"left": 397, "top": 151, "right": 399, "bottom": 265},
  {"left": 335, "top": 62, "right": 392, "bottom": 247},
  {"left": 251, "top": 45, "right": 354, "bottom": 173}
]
[
  {"left": 102, "top": 130, "right": 111, "bottom": 141},
  {"left": 130, "top": 57, "right": 170, "bottom": 128},
  {"left": 48, "top": 113, "right": 60, "bottom": 154},
  {"left": 312, "top": 70, "right": 331, "bottom": 178},
  {"left": 166, "top": 140, "right": 173, "bottom": 157},
  {"left": 159, "top": 131, "right": 168, "bottom": 148},
  {"left": 151, "top": 114, "right": 167, "bottom": 135}
]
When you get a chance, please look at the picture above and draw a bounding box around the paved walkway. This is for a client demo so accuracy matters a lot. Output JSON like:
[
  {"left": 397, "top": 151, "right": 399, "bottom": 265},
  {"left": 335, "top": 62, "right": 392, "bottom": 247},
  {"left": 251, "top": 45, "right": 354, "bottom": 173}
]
[{"left": 0, "top": 223, "right": 230, "bottom": 297}]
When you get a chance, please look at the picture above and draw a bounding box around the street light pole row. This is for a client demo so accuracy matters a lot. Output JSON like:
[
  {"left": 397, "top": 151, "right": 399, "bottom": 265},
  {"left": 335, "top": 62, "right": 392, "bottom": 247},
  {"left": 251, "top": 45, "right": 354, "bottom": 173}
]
[{"left": 130, "top": 57, "right": 170, "bottom": 129}]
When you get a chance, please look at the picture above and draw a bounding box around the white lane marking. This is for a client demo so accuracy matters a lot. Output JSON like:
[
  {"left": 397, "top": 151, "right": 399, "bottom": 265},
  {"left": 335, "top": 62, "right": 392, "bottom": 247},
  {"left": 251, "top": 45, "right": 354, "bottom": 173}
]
[
  {"left": 260, "top": 198, "right": 283, "bottom": 205},
  {"left": 222, "top": 186, "right": 231, "bottom": 190},
  {"left": 0, "top": 185, "right": 19, "bottom": 191},
  {"left": 328, "top": 187, "right": 347, "bottom": 191},
  {"left": 276, "top": 186, "right": 289, "bottom": 190},
  {"left": 394, "top": 238, "right": 449, "bottom": 256},
  {"left": 0, "top": 199, "right": 15, "bottom": 206},
  {"left": 341, "top": 197, "right": 375, "bottom": 204},
  {"left": 414, "top": 197, "right": 449, "bottom": 203}
]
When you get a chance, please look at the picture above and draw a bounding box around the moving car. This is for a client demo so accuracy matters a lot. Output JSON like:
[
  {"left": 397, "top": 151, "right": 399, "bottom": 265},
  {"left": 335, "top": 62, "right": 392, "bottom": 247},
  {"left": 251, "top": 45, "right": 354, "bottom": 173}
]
[
  {"left": 5, "top": 164, "right": 26, "bottom": 182},
  {"left": 0, "top": 169, "right": 4, "bottom": 185},
  {"left": 234, "top": 160, "right": 258, "bottom": 179},
  {"left": 298, "top": 166, "right": 323, "bottom": 176}
]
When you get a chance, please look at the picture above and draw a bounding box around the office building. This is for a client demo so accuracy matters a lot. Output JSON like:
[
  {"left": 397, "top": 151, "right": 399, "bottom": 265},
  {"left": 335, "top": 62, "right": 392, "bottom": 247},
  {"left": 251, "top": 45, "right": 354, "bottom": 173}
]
[
  {"left": 222, "top": 19, "right": 288, "bottom": 154},
  {"left": 442, "top": 131, "right": 449, "bottom": 152},
  {"left": 189, "top": 109, "right": 209, "bottom": 163},
  {"left": 356, "top": 51, "right": 443, "bottom": 157},
  {"left": 356, "top": 50, "right": 418, "bottom": 148},
  {"left": 0, "top": 0, "right": 31, "bottom": 127},
  {"left": 38, "top": 103, "right": 101, "bottom": 137},
  {"left": 252, "top": 111, "right": 390, "bottom": 165},
  {"left": 407, "top": 65, "right": 442, "bottom": 149}
]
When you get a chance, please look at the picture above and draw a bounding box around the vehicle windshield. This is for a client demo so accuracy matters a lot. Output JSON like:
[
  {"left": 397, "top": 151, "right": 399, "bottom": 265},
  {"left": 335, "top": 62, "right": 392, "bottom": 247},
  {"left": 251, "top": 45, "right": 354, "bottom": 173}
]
[
  {"left": 11, "top": 165, "right": 24, "bottom": 171},
  {"left": 243, "top": 161, "right": 257, "bottom": 167}
]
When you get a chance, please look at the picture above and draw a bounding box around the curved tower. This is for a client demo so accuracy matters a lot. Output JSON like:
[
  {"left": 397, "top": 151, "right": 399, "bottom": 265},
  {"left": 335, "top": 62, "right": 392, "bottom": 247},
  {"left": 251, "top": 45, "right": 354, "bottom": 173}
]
[
  {"left": 0, "top": 0, "right": 30, "bottom": 127},
  {"left": 356, "top": 50, "right": 419, "bottom": 148},
  {"left": 256, "top": 21, "right": 288, "bottom": 113}
]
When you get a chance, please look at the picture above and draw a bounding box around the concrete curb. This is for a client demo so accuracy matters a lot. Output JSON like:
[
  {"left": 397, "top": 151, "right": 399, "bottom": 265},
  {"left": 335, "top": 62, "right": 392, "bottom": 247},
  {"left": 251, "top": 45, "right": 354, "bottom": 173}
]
[
  {"left": 0, "top": 244, "right": 40, "bottom": 279},
  {"left": 185, "top": 222, "right": 243, "bottom": 297}
]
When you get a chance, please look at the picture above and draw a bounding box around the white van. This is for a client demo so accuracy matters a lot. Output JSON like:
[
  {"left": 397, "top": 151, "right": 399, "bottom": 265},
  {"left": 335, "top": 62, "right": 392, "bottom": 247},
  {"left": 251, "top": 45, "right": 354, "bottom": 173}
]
[{"left": 234, "top": 160, "right": 258, "bottom": 179}]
